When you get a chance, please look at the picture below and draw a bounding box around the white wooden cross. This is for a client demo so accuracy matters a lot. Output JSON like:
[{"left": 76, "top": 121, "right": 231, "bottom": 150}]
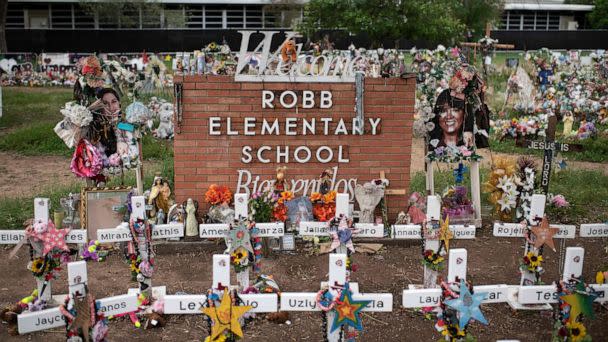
[
  {"left": 392, "top": 195, "right": 476, "bottom": 288},
  {"left": 514, "top": 247, "right": 608, "bottom": 307},
  {"left": 198, "top": 193, "right": 285, "bottom": 288},
  {"left": 402, "top": 247, "right": 510, "bottom": 309},
  {"left": 163, "top": 254, "right": 278, "bottom": 315},
  {"left": 17, "top": 260, "right": 139, "bottom": 335},
  {"left": 299, "top": 193, "right": 385, "bottom": 243},
  {"left": 0, "top": 198, "right": 87, "bottom": 303},
  {"left": 280, "top": 253, "right": 393, "bottom": 342},
  {"left": 492, "top": 194, "right": 577, "bottom": 310},
  {"left": 96, "top": 195, "right": 184, "bottom": 299},
  {"left": 426, "top": 160, "right": 482, "bottom": 227}
]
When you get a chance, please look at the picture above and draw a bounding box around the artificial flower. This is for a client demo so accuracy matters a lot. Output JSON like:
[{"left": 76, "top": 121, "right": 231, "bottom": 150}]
[{"left": 566, "top": 321, "right": 587, "bottom": 342}]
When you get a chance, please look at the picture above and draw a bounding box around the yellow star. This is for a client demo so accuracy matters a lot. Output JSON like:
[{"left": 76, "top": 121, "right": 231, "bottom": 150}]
[
  {"left": 202, "top": 290, "right": 252, "bottom": 340},
  {"left": 336, "top": 295, "right": 364, "bottom": 322},
  {"left": 530, "top": 216, "right": 559, "bottom": 251},
  {"left": 439, "top": 216, "right": 454, "bottom": 252}
]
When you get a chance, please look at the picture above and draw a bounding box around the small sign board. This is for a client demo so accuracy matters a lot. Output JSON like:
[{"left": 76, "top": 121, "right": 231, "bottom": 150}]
[
  {"left": 280, "top": 292, "right": 318, "bottom": 311},
  {"left": 255, "top": 222, "right": 285, "bottom": 237},
  {"left": 152, "top": 223, "right": 184, "bottom": 239},
  {"left": 96, "top": 294, "right": 139, "bottom": 316},
  {"left": 239, "top": 293, "right": 278, "bottom": 313},
  {"left": 199, "top": 224, "right": 230, "bottom": 238},
  {"left": 354, "top": 223, "right": 385, "bottom": 238},
  {"left": 18, "top": 307, "right": 65, "bottom": 334},
  {"left": 164, "top": 295, "right": 208, "bottom": 314},
  {"left": 580, "top": 223, "right": 608, "bottom": 237},
  {"left": 298, "top": 221, "right": 329, "bottom": 236},
  {"left": 391, "top": 225, "right": 422, "bottom": 239}
]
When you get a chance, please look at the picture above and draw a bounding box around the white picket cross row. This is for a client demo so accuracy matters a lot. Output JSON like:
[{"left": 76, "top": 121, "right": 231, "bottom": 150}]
[
  {"left": 18, "top": 260, "right": 138, "bottom": 334},
  {"left": 402, "top": 248, "right": 510, "bottom": 308},
  {"left": 280, "top": 253, "right": 393, "bottom": 342},
  {"left": 514, "top": 247, "right": 608, "bottom": 305},
  {"left": 163, "top": 253, "right": 278, "bottom": 315}
]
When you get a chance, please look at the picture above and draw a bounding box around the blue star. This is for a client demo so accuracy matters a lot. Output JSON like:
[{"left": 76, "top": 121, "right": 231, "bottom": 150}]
[
  {"left": 330, "top": 283, "right": 371, "bottom": 332},
  {"left": 444, "top": 280, "right": 489, "bottom": 330}
]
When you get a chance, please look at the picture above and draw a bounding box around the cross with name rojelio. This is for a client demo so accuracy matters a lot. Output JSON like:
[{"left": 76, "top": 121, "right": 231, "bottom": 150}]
[
  {"left": 391, "top": 195, "right": 477, "bottom": 288},
  {"left": 0, "top": 198, "right": 88, "bottom": 303},
  {"left": 493, "top": 194, "right": 578, "bottom": 310},
  {"left": 198, "top": 193, "right": 285, "bottom": 288},
  {"left": 96, "top": 196, "right": 185, "bottom": 300},
  {"left": 17, "top": 260, "right": 139, "bottom": 335},
  {"left": 516, "top": 115, "right": 583, "bottom": 195}
]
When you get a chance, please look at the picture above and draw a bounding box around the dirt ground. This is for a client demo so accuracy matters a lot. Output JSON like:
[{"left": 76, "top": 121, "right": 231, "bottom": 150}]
[{"left": 1, "top": 228, "right": 607, "bottom": 341}]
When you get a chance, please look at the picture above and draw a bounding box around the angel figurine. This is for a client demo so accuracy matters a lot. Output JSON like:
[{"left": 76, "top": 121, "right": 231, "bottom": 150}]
[
  {"left": 354, "top": 181, "right": 385, "bottom": 223},
  {"left": 184, "top": 198, "right": 199, "bottom": 237},
  {"left": 148, "top": 175, "right": 172, "bottom": 222}
]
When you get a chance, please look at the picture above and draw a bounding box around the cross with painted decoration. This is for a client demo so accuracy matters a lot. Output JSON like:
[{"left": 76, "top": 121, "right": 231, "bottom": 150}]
[
  {"left": 280, "top": 253, "right": 393, "bottom": 341},
  {"left": 96, "top": 196, "right": 184, "bottom": 300},
  {"left": 164, "top": 253, "right": 278, "bottom": 340},
  {"left": 513, "top": 246, "right": 607, "bottom": 312},
  {"left": 0, "top": 198, "right": 87, "bottom": 304},
  {"left": 17, "top": 260, "right": 138, "bottom": 335},
  {"left": 492, "top": 194, "right": 577, "bottom": 310},
  {"left": 199, "top": 193, "right": 285, "bottom": 288},
  {"left": 392, "top": 195, "right": 477, "bottom": 288}
]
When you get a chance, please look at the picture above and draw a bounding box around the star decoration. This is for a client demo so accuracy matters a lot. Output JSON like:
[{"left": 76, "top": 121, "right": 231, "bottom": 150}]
[
  {"left": 330, "top": 283, "right": 370, "bottom": 332},
  {"left": 202, "top": 290, "right": 252, "bottom": 340},
  {"left": 226, "top": 223, "right": 253, "bottom": 255},
  {"left": 444, "top": 280, "right": 489, "bottom": 330},
  {"left": 530, "top": 216, "right": 559, "bottom": 251},
  {"left": 42, "top": 224, "right": 71, "bottom": 255},
  {"left": 561, "top": 282, "right": 597, "bottom": 321},
  {"left": 439, "top": 216, "right": 453, "bottom": 252}
]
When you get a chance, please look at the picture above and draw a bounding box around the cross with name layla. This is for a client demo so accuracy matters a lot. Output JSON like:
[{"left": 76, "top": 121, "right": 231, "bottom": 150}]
[
  {"left": 17, "top": 260, "right": 139, "bottom": 335},
  {"left": 516, "top": 115, "right": 583, "bottom": 195},
  {"left": 280, "top": 253, "right": 393, "bottom": 341},
  {"left": 0, "top": 198, "right": 87, "bottom": 303},
  {"left": 199, "top": 193, "right": 285, "bottom": 288}
]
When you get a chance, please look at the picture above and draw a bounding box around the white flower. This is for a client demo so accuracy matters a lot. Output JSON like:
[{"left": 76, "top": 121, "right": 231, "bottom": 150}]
[
  {"left": 61, "top": 101, "right": 93, "bottom": 127},
  {"left": 436, "top": 45, "right": 446, "bottom": 52},
  {"left": 425, "top": 122, "right": 435, "bottom": 131},
  {"left": 498, "top": 193, "right": 516, "bottom": 212},
  {"left": 496, "top": 175, "right": 512, "bottom": 191}
]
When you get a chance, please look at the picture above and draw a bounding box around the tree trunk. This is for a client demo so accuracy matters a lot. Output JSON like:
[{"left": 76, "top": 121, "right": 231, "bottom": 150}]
[{"left": 0, "top": 0, "right": 8, "bottom": 53}]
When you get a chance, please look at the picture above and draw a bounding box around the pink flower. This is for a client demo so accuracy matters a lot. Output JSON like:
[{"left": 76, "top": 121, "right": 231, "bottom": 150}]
[
  {"left": 551, "top": 194, "right": 569, "bottom": 208},
  {"left": 459, "top": 146, "right": 472, "bottom": 157}
]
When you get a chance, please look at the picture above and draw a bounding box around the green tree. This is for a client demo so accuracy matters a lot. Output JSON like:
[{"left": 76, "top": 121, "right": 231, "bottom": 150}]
[
  {"left": 588, "top": 0, "right": 608, "bottom": 29},
  {"left": 456, "top": 0, "right": 503, "bottom": 39},
  {"left": 78, "top": 0, "right": 183, "bottom": 28},
  {"left": 298, "top": 0, "right": 465, "bottom": 47}
]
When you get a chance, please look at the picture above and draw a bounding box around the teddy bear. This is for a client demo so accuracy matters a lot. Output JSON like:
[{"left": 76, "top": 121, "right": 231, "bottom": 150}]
[{"left": 154, "top": 102, "right": 174, "bottom": 139}]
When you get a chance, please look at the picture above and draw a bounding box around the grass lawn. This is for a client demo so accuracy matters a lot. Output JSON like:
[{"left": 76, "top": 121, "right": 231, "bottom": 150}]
[
  {"left": 410, "top": 168, "right": 608, "bottom": 224},
  {"left": 0, "top": 87, "right": 72, "bottom": 131}
]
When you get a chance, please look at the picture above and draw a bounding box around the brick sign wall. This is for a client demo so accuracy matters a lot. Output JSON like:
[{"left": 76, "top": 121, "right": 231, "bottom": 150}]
[{"left": 174, "top": 75, "right": 415, "bottom": 219}]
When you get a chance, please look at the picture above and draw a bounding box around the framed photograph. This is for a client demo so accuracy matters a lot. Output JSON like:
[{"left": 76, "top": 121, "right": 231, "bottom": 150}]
[{"left": 80, "top": 186, "right": 132, "bottom": 240}]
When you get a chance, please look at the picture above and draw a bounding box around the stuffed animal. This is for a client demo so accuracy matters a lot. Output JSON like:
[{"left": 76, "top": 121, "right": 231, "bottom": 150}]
[
  {"left": 281, "top": 40, "right": 297, "bottom": 63},
  {"left": 154, "top": 102, "right": 174, "bottom": 139}
]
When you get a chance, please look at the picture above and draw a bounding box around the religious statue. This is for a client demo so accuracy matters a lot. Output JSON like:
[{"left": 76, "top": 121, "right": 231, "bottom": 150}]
[
  {"left": 354, "top": 181, "right": 385, "bottom": 223},
  {"left": 272, "top": 166, "right": 289, "bottom": 194},
  {"left": 184, "top": 198, "right": 199, "bottom": 237},
  {"left": 148, "top": 175, "right": 172, "bottom": 223}
]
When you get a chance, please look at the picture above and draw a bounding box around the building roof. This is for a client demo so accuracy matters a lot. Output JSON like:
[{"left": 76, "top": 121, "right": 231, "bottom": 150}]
[{"left": 504, "top": 2, "right": 594, "bottom": 12}]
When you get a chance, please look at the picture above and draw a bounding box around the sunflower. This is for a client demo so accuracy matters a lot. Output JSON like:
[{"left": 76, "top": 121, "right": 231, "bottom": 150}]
[
  {"left": 527, "top": 252, "right": 543, "bottom": 269},
  {"left": 130, "top": 260, "right": 140, "bottom": 273},
  {"left": 566, "top": 321, "right": 587, "bottom": 342},
  {"left": 441, "top": 324, "right": 466, "bottom": 339},
  {"left": 231, "top": 248, "right": 248, "bottom": 265},
  {"left": 30, "top": 258, "right": 45, "bottom": 274}
]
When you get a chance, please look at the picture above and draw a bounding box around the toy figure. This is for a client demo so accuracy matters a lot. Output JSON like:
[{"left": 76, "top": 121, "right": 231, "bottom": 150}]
[{"left": 273, "top": 166, "right": 289, "bottom": 194}]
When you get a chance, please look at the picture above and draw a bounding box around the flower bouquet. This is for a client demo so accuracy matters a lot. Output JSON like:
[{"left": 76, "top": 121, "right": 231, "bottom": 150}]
[
  {"left": 204, "top": 184, "right": 234, "bottom": 224},
  {"left": 310, "top": 190, "right": 337, "bottom": 222},
  {"left": 441, "top": 186, "right": 475, "bottom": 224}
]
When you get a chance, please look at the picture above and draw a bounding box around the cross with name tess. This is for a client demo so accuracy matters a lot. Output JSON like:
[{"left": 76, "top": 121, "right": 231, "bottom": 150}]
[
  {"left": 0, "top": 198, "right": 88, "bottom": 303},
  {"left": 492, "top": 194, "right": 581, "bottom": 309},
  {"left": 17, "top": 259, "right": 139, "bottom": 335},
  {"left": 391, "top": 195, "right": 477, "bottom": 288}
]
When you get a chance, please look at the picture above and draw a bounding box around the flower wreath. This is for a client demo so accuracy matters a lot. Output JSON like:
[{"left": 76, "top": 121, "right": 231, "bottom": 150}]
[
  {"left": 316, "top": 287, "right": 341, "bottom": 312},
  {"left": 70, "top": 139, "right": 103, "bottom": 178}
]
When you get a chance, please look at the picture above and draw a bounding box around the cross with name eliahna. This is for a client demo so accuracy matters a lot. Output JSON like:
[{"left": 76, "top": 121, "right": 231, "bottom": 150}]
[
  {"left": 492, "top": 194, "right": 578, "bottom": 310},
  {"left": 198, "top": 193, "right": 285, "bottom": 288},
  {"left": 17, "top": 260, "right": 139, "bottom": 335},
  {"left": 0, "top": 198, "right": 87, "bottom": 303},
  {"left": 516, "top": 115, "right": 583, "bottom": 195},
  {"left": 391, "top": 195, "right": 477, "bottom": 288},
  {"left": 96, "top": 195, "right": 185, "bottom": 301}
]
